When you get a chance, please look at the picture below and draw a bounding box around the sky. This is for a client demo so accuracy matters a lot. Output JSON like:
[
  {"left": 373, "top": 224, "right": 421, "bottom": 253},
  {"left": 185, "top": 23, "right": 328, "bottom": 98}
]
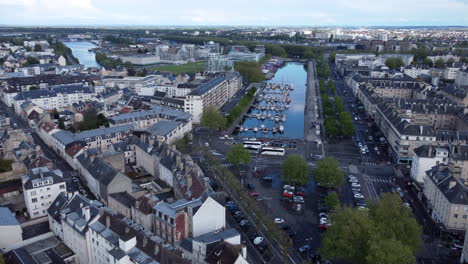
[{"left": 1, "top": 0, "right": 468, "bottom": 27}]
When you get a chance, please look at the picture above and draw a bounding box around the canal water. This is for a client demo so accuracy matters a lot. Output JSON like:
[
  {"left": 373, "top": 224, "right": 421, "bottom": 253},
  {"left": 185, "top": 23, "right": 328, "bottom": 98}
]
[
  {"left": 63, "top": 41, "right": 100, "bottom": 68},
  {"left": 235, "top": 62, "right": 306, "bottom": 139}
]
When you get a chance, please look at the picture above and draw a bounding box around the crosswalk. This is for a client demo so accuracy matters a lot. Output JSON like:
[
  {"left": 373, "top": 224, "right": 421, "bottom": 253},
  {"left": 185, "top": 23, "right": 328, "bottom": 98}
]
[
  {"left": 364, "top": 176, "right": 392, "bottom": 184},
  {"left": 222, "top": 163, "right": 233, "bottom": 168},
  {"left": 362, "top": 162, "right": 388, "bottom": 167}
]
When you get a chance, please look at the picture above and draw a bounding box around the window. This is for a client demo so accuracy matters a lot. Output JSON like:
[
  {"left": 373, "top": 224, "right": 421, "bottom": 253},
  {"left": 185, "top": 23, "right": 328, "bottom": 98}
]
[
  {"left": 463, "top": 215, "right": 467, "bottom": 219},
  {"left": 454, "top": 214, "right": 459, "bottom": 218},
  {"left": 60, "top": 184, "right": 65, "bottom": 189},
  {"left": 32, "top": 198, "right": 37, "bottom": 203}
]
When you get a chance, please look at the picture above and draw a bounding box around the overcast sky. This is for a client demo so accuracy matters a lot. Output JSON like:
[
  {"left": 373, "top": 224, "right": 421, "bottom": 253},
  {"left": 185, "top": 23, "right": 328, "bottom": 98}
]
[{"left": 1, "top": 0, "right": 468, "bottom": 26}]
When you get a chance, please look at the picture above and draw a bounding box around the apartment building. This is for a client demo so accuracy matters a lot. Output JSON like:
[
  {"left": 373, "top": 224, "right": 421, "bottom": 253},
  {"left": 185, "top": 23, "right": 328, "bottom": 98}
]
[
  {"left": 22, "top": 167, "right": 66, "bottom": 219},
  {"left": 456, "top": 69, "right": 468, "bottom": 86},
  {"left": 101, "top": 75, "right": 160, "bottom": 92},
  {"left": 423, "top": 165, "right": 468, "bottom": 232},
  {"left": 12, "top": 84, "right": 94, "bottom": 114},
  {"left": 205, "top": 52, "right": 234, "bottom": 72},
  {"left": 411, "top": 145, "right": 449, "bottom": 184},
  {"left": 153, "top": 196, "right": 225, "bottom": 245}
]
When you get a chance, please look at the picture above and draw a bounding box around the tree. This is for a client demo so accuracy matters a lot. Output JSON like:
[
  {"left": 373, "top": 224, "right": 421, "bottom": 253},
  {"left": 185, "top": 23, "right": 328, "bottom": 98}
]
[
  {"left": 334, "top": 96, "right": 345, "bottom": 112},
  {"left": 127, "top": 68, "right": 136, "bottom": 76},
  {"left": 200, "top": 106, "right": 226, "bottom": 134},
  {"left": 385, "top": 57, "right": 404, "bottom": 70},
  {"left": 281, "top": 154, "right": 309, "bottom": 186},
  {"left": 446, "top": 57, "right": 455, "bottom": 66},
  {"left": 460, "top": 57, "right": 468, "bottom": 64},
  {"left": 0, "top": 159, "right": 13, "bottom": 173},
  {"left": 324, "top": 192, "right": 340, "bottom": 210},
  {"left": 269, "top": 45, "right": 287, "bottom": 57},
  {"left": 0, "top": 253, "right": 4, "bottom": 264},
  {"left": 58, "top": 118, "right": 65, "bottom": 129},
  {"left": 339, "top": 112, "right": 355, "bottom": 137},
  {"left": 174, "top": 134, "right": 191, "bottom": 154},
  {"left": 422, "top": 58, "right": 433, "bottom": 67},
  {"left": 324, "top": 116, "right": 339, "bottom": 137},
  {"left": 314, "top": 157, "right": 344, "bottom": 188},
  {"left": 320, "top": 193, "right": 421, "bottom": 264},
  {"left": 34, "top": 43, "right": 42, "bottom": 51},
  {"left": 227, "top": 144, "right": 251, "bottom": 169},
  {"left": 25, "top": 56, "right": 39, "bottom": 65},
  {"left": 434, "top": 58, "right": 446, "bottom": 69}
]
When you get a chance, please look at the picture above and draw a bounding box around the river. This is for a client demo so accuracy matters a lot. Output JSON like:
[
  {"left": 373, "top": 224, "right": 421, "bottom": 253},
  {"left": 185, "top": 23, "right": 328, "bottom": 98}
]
[
  {"left": 235, "top": 62, "right": 307, "bottom": 139},
  {"left": 63, "top": 41, "right": 100, "bottom": 68}
]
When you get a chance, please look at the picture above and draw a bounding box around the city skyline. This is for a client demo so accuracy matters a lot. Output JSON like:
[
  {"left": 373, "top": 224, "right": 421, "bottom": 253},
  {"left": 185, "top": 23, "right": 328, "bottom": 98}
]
[{"left": 1, "top": 0, "right": 468, "bottom": 27}]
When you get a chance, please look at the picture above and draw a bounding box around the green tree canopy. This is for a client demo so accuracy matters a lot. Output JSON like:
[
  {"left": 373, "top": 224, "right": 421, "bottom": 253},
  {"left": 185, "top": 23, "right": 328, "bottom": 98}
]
[
  {"left": 320, "top": 193, "right": 421, "bottom": 264},
  {"left": 422, "top": 58, "right": 433, "bottom": 67},
  {"left": 339, "top": 111, "right": 355, "bottom": 137},
  {"left": 385, "top": 57, "right": 404, "bottom": 70},
  {"left": 234, "top": 61, "right": 265, "bottom": 83},
  {"left": 34, "top": 43, "right": 42, "bottom": 51},
  {"left": 227, "top": 143, "right": 251, "bottom": 168},
  {"left": 324, "top": 116, "right": 340, "bottom": 137},
  {"left": 434, "top": 58, "right": 446, "bottom": 69},
  {"left": 269, "top": 45, "right": 287, "bottom": 57},
  {"left": 314, "top": 157, "right": 344, "bottom": 188},
  {"left": 281, "top": 154, "right": 309, "bottom": 186},
  {"left": 324, "top": 192, "right": 340, "bottom": 210},
  {"left": 200, "top": 106, "right": 226, "bottom": 132}
]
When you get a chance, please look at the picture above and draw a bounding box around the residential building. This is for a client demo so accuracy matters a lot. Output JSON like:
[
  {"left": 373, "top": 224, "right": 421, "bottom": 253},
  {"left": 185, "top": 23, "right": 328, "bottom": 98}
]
[
  {"left": 183, "top": 75, "right": 242, "bottom": 123},
  {"left": 423, "top": 165, "right": 468, "bottom": 232},
  {"left": 456, "top": 69, "right": 468, "bottom": 86},
  {"left": 22, "top": 167, "right": 67, "bottom": 219},
  {"left": 179, "top": 228, "right": 247, "bottom": 264},
  {"left": 205, "top": 53, "right": 234, "bottom": 73},
  {"left": 0, "top": 207, "right": 22, "bottom": 251},
  {"left": 153, "top": 195, "right": 225, "bottom": 245},
  {"left": 5, "top": 236, "right": 77, "bottom": 264},
  {"left": 404, "top": 65, "right": 431, "bottom": 78},
  {"left": 411, "top": 145, "right": 449, "bottom": 184},
  {"left": 109, "top": 105, "right": 192, "bottom": 129}
]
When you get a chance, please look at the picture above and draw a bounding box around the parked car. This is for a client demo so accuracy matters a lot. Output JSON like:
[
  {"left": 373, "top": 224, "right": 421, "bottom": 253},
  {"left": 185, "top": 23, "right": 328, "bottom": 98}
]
[
  {"left": 249, "top": 193, "right": 259, "bottom": 197},
  {"left": 253, "top": 236, "right": 264, "bottom": 245},
  {"left": 293, "top": 196, "right": 305, "bottom": 204},
  {"left": 274, "top": 218, "right": 285, "bottom": 224},
  {"left": 247, "top": 184, "right": 255, "bottom": 190},
  {"left": 239, "top": 220, "right": 249, "bottom": 227},
  {"left": 295, "top": 187, "right": 306, "bottom": 196},
  {"left": 349, "top": 178, "right": 358, "bottom": 183},
  {"left": 298, "top": 245, "right": 311, "bottom": 253},
  {"left": 282, "top": 190, "right": 293, "bottom": 197},
  {"left": 262, "top": 176, "right": 273, "bottom": 182},
  {"left": 354, "top": 193, "right": 364, "bottom": 199},
  {"left": 351, "top": 183, "right": 361, "bottom": 188}
]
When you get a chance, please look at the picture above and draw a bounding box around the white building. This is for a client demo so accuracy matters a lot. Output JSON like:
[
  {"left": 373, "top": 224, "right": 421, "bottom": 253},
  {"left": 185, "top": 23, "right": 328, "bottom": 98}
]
[
  {"left": 456, "top": 69, "right": 468, "bottom": 86},
  {"left": 444, "top": 67, "right": 461, "bottom": 80},
  {"left": 22, "top": 167, "right": 67, "bottom": 219},
  {"left": 184, "top": 74, "right": 242, "bottom": 123},
  {"left": 102, "top": 75, "right": 160, "bottom": 92},
  {"left": 0, "top": 207, "right": 23, "bottom": 251},
  {"left": 205, "top": 53, "right": 234, "bottom": 73},
  {"left": 12, "top": 85, "right": 94, "bottom": 114},
  {"left": 410, "top": 145, "right": 449, "bottom": 184},
  {"left": 404, "top": 66, "right": 431, "bottom": 78}
]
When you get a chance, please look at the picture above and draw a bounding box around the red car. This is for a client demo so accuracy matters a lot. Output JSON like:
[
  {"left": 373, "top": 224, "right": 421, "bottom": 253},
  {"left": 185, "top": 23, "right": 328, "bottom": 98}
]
[
  {"left": 318, "top": 224, "right": 328, "bottom": 231},
  {"left": 282, "top": 191, "right": 293, "bottom": 197},
  {"left": 249, "top": 193, "right": 259, "bottom": 197}
]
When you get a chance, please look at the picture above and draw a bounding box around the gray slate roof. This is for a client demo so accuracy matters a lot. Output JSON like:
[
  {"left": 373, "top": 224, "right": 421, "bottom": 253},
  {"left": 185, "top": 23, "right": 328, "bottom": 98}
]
[{"left": 0, "top": 207, "right": 19, "bottom": 226}]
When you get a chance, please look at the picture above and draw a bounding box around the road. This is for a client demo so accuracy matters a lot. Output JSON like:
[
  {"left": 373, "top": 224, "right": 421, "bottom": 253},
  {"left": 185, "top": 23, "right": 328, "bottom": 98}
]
[{"left": 0, "top": 102, "right": 93, "bottom": 197}]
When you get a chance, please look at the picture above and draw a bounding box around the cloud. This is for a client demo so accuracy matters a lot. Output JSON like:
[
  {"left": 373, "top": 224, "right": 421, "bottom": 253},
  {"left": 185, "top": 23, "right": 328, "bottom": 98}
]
[{"left": 0, "top": 0, "right": 467, "bottom": 26}]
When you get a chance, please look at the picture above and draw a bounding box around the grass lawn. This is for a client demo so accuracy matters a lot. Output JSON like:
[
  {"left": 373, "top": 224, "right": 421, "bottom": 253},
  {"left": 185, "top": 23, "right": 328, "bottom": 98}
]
[{"left": 151, "top": 60, "right": 205, "bottom": 74}]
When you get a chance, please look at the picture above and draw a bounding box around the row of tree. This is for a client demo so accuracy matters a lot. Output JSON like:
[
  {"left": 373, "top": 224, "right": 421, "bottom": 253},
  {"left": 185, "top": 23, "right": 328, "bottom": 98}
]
[
  {"left": 234, "top": 60, "right": 265, "bottom": 83},
  {"left": 321, "top": 79, "right": 355, "bottom": 137},
  {"left": 49, "top": 40, "right": 78, "bottom": 64},
  {"left": 316, "top": 55, "right": 331, "bottom": 77},
  {"left": 226, "top": 87, "right": 257, "bottom": 125}
]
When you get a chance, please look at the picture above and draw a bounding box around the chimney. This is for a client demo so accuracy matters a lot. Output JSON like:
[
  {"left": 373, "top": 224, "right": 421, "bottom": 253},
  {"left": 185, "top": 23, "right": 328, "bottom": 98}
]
[
  {"left": 241, "top": 244, "right": 247, "bottom": 259},
  {"left": 106, "top": 216, "right": 111, "bottom": 228},
  {"left": 143, "top": 236, "right": 148, "bottom": 247},
  {"left": 176, "top": 155, "right": 182, "bottom": 170},
  {"left": 135, "top": 201, "right": 140, "bottom": 209},
  {"left": 154, "top": 244, "right": 160, "bottom": 255},
  {"left": 84, "top": 150, "right": 88, "bottom": 159},
  {"left": 125, "top": 227, "right": 130, "bottom": 233},
  {"left": 90, "top": 154, "right": 95, "bottom": 163},
  {"left": 82, "top": 206, "right": 91, "bottom": 221},
  {"left": 419, "top": 125, "right": 423, "bottom": 135}
]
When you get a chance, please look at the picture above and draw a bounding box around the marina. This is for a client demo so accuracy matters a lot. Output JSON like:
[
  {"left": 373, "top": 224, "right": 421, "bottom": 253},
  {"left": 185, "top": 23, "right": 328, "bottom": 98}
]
[{"left": 234, "top": 62, "right": 307, "bottom": 139}]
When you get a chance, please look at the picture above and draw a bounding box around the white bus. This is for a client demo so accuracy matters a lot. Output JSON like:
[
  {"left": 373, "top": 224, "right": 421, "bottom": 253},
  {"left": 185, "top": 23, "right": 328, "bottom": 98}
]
[
  {"left": 260, "top": 147, "right": 285, "bottom": 156},
  {"left": 243, "top": 141, "right": 262, "bottom": 149}
]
